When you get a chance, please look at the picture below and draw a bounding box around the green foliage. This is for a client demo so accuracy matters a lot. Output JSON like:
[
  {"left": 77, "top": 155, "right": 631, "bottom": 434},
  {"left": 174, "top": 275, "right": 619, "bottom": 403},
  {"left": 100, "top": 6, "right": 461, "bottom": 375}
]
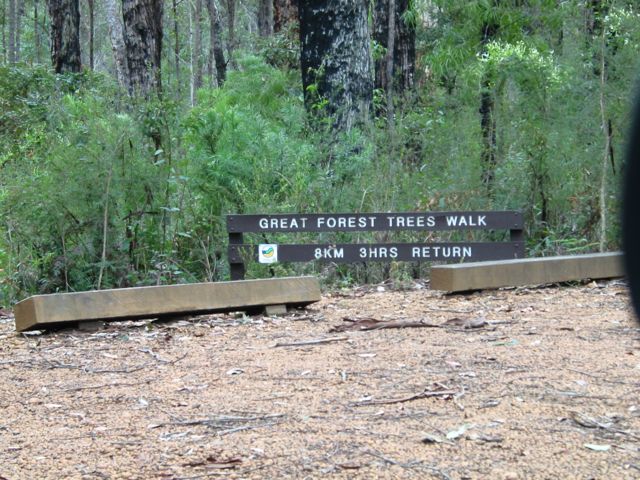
[{"left": 2, "top": 1, "right": 639, "bottom": 304}]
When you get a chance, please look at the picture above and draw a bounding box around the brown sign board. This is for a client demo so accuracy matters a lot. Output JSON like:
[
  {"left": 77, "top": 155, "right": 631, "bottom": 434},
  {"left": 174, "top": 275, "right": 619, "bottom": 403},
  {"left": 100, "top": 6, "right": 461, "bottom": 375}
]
[
  {"left": 226, "top": 211, "right": 525, "bottom": 280},
  {"left": 229, "top": 242, "right": 525, "bottom": 264},
  {"left": 227, "top": 211, "right": 523, "bottom": 233}
]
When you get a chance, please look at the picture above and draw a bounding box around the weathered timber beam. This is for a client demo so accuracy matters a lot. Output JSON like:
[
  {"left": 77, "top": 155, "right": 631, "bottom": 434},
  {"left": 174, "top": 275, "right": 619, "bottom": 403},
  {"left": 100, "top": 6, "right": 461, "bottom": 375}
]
[
  {"left": 14, "top": 277, "right": 321, "bottom": 332},
  {"left": 431, "top": 252, "right": 624, "bottom": 292}
]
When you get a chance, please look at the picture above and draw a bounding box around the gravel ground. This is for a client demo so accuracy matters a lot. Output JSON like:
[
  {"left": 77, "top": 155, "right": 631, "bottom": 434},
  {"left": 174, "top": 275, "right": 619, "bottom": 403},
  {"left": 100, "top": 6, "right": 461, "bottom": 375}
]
[{"left": 0, "top": 280, "right": 639, "bottom": 479}]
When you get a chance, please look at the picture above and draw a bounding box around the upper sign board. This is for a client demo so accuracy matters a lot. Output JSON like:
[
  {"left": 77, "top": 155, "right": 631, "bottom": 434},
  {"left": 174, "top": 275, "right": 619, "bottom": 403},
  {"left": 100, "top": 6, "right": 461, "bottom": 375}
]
[{"left": 227, "top": 211, "right": 522, "bottom": 233}]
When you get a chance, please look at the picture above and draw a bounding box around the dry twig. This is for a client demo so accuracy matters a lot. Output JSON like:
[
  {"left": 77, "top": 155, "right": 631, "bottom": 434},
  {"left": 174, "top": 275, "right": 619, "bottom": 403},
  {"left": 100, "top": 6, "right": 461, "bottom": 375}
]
[{"left": 272, "top": 336, "right": 348, "bottom": 348}]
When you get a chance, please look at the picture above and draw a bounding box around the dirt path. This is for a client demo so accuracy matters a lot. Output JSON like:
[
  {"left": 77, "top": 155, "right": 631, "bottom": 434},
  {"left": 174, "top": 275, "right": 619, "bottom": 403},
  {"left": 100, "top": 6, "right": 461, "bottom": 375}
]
[{"left": 1, "top": 281, "right": 639, "bottom": 479}]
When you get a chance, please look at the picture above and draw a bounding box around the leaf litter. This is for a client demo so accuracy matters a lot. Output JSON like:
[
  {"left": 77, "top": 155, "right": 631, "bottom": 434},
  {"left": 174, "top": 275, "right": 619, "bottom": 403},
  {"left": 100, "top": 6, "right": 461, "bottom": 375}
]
[{"left": 0, "top": 280, "right": 638, "bottom": 479}]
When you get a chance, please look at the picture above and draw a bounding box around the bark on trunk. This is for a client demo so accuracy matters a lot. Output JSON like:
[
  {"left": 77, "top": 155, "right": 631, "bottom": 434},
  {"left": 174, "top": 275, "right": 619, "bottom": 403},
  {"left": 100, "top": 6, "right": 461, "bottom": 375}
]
[
  {"left": 207, "top": 0, "right": 226, "bottom": 86},
  {"left": 373, "top": 0, "right": 415, "bottom": 95},
  {"left": 15, "top": 0, "right": 21, "bottom": 61},
  {"left": 273, "top": 0, "right": 297, "bottom": 33},
  {"left": 258, "top": 0, "right": 272, "bottom": 37},
  {"left": 225, "top": 0, "right": 236, "bottom": 68},
  {"left": 34, "top": 0, "right": 40, "bottom": 63},
  {"left": 172, "top": 0, "right": 180, "bottom": 91},
  {"left": 2, "top": 0, "right": 6, "bottom": 63},
  {"left": 298, "top": 0, "right": 373, "bottom": 132},
  {"left": 8, "top": 0, "right": 15, "bottom": 63},
  {"left": 48, "top": 0, "right": 81, "bottom": 73},
  {"left": 122, "top": 0, "right": 163, "bottom": 96},
  {"left": 191, "top": 0, "right": 203, "bottom": 104},
  {"left": 87, "top": 0, "right": 94, "bottom": 70},
  {"left": 105, "top": 0, "right": 127, "bottom": 87}
]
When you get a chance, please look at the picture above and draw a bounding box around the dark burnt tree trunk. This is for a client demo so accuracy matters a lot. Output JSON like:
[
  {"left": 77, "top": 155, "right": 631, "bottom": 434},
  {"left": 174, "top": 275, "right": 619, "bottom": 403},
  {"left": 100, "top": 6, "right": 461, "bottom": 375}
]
[
  {"left": 225, "top": 0, "right": 236, "bottom": 68},
  {"left": 479, "top": 17, "right": 498, "bottom": 190},
  {"left": 258, "top": 0, "right": 272, "bottom": 37},
  {"left": 207, "top": 0, "right": 226, "bottom": 86},
  {"left": 48, "top": 0, "right": 81, "bottom": 73},
  {"left": 87, "top": 0, "right": 94, "bottom": 70},
  {"left": 122, "top": 0, "right": 163, "bottom": 96},
  {"left": 298, "top": 0, "right": 373, "bottom": 132},
  {"left": 274, "top": 0, "right": 297, "bottom": 33},
  {"left": 373, "top": 0, "right": 415, "bottom": 95}
]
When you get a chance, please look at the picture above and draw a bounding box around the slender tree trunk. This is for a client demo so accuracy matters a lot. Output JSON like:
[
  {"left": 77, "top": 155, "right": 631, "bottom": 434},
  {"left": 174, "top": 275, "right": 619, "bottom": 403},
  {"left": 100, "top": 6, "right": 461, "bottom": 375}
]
[
  {"left": 2, "top": 0, "right": 7, "bottom": 63},
  {"left": 48, "top": 0, "right": 82, "bottom": 73},
  {"left": 191, "top": 0, "right": 203, "bottom": 105},
  {"left": 299, "top": 0, "right": 373, "bottom": 132},
  {"left": 172, "top": 0, "right": 180, "bottom": 91},
  {"left": 87, "top": 0, "right": 94, "bottom": 70},
  {"left": 15, "top": 0, "right": 21, "bottom": 62},
  {"left": 373, "top": 0, "right": 415, "bottom": 96},
  {"left": 385, "top": 0, "right": 395, "bottom": 123},
  {"left": 7, "top": 0, "right": 14, "bottom": 63},
  {"left": 122, "top": 0, "right": 164, "bottom": 96},
  {"left": 226, "top": 0, "right": 236, "bottom": 68},
  {"left": 34, "top": 0, "right": 40, "bottom": 63},
  {"left": 105, "top": 0, "right": 127, "bottom": 87},
  {"left": 207, "top": 0, "right": 225, "bottom": 86},
  {"left": 479, "top": 18, "right": 498, "bottom": 190},
  {"left": 258, "top": 0, "right": 272, "bottom": 37},
  {"left": 274, "top": 0, "right": 297, "bottom": 33}
]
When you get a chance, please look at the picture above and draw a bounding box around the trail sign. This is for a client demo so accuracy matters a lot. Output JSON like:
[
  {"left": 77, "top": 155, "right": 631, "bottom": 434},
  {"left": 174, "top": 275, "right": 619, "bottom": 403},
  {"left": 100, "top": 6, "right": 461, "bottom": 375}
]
[{"left": 227, "top": 211, "right": 525, "bottom": 280}]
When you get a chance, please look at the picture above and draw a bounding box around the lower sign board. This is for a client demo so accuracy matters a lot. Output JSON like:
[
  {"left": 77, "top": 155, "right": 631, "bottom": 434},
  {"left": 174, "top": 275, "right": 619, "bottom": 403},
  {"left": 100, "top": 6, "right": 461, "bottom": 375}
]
[{"left": 229, "top": 242, "right": 525, "bottom": 264}]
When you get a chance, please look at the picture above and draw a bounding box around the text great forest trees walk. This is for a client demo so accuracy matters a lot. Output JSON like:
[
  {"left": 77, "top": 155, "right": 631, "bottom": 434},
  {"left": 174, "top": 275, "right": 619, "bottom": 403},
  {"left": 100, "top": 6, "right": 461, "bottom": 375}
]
[{"left": 0, "top": 1, "right": 639, "bottom": 302}]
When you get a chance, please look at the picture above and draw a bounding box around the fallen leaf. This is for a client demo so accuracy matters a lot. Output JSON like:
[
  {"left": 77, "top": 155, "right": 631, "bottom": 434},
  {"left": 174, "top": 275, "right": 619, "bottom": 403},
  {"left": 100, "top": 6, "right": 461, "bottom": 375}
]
[
  {"left": 584, "top": 444, "right": 610, "bottom": 452},
  {"left": 446, "top": 424, "right": 469, "bottom": 440},
  {"left": 421, "top": 433, "right": 445, "bottom": 444}
]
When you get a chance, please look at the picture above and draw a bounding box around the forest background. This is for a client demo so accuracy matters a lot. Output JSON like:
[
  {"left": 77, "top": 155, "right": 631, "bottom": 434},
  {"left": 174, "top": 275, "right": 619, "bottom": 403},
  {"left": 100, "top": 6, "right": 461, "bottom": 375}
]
[{"left": 0, "top": 0, "right": 638, "bottom": 307}]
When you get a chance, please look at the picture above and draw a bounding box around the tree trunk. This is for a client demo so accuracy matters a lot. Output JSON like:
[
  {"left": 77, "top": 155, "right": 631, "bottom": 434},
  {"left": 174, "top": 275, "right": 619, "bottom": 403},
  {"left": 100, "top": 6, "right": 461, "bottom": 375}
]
[
  {"left": 8, "top": 0, "right": 15, "bottom": 62},
  {"left": 257, "top": 0, "right": 272, "bottom": 37},
  {"left": 105, "top": 0, "right": 127, "bottom": 87},
  {"left": 384, "top": 0, "right": 395, "bottom": 122},
  {"left": 122, "top": 0, "right": 163, "bottom": 96},
  {"left": 15, "top": 0, "right": 21, "bottom": 62},
  {"left": 87, "top": 0, "right": 94, "bottom": 70},
  {"left": 207, "top": 0, "right": 226, "bottom": 86},
  {"left": 225, "top": 0, "right": 236, "bottom": 68},
  {"left": 34, "top": 0, "right": 40, "bottom": 63},
  {"left": 298, "top": 0, "right": 373, "bottom": 132},
  {"left": 191, "top": 0, "right": 203, "bottom": 105},
  {"left": 479, "top": 18, "right": 498, "bottom": 190},
  {"left": 48, "top": 0, "right": 81, "bottom": 73},
  {"left": 373, "top": 0, "right": 415, "bottom": 95},
  {"left": 274, "top": 0, "right": 297, "bottom": 33},
  {"left": 172, "top": 0, "right": 180, "bottom": 91}
]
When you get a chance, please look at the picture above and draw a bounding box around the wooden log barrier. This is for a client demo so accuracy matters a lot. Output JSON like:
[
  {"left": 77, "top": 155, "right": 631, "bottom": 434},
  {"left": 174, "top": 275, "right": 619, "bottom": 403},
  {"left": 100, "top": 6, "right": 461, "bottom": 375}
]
[
  {"left": 431, "top": 252, "right": 624, "bottom": 292},
  {"left": 14, "top": 276, "right": 321, "bottom": 332}
]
